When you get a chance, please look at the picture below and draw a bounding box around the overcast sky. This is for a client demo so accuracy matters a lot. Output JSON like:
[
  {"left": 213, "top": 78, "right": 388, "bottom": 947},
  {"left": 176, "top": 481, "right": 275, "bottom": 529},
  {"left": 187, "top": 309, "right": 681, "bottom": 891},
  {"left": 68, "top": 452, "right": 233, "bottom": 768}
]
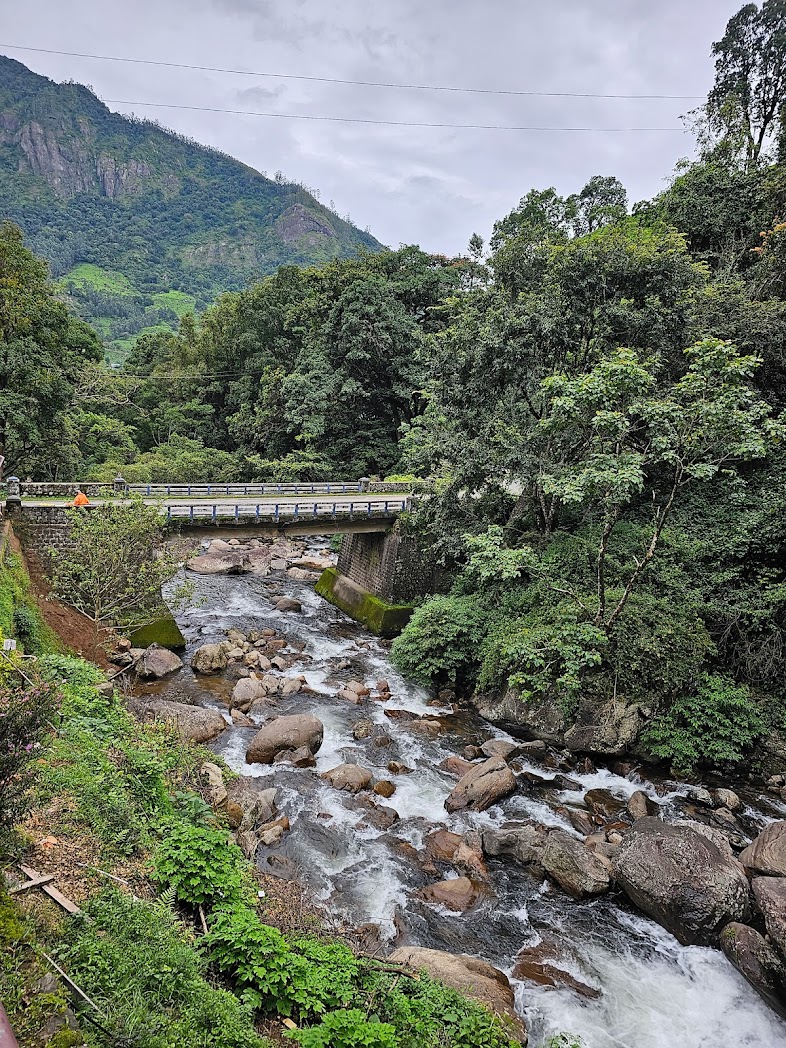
[{"left": 3, "top": 0, "right": 743, "bottom": 254}]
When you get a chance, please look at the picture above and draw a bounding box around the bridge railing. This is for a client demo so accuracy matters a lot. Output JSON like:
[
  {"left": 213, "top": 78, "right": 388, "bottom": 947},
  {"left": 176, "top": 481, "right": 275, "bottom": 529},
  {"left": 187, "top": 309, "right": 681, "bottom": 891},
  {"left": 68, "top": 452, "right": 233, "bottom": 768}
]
[
  {"left": 164, "top": 498, "right": 409, "bottom": 524},
  {"left": 2, "top": 480, "right": 416, "bottom": 499}
]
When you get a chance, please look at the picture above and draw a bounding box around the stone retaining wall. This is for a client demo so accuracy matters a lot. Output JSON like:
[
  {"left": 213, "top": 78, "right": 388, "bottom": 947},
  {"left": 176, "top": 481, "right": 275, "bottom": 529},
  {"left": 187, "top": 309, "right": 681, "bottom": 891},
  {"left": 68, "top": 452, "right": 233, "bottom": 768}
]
[{"left": 337, "top": 530, "right": 439, "bottom": 603}]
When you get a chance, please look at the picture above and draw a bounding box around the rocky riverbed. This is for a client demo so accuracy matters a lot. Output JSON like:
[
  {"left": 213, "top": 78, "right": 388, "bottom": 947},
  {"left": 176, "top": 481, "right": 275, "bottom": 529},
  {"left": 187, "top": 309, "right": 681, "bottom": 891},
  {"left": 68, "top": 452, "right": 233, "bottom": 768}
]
[{"left": 124, "top": 534, "right": 786, "bottom": 1047}]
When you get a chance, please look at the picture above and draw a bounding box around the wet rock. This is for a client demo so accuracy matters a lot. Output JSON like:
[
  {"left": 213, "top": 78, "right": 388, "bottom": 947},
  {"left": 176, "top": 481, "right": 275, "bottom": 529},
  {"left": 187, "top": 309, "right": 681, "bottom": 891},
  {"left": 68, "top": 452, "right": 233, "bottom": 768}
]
[
  {"left": 225, "top": 662, "right": 251, "bottom": 682},
  {"left": 519, "top": 740, "right": 548, "bottom": 758},
  {"left": 126, "top": 697, "right": 227, "bottom": 743},
  {"left": 439, "top": 756, "right": 477, "bottom": 778},
  {"left": 482, "top": 821, "right": 548, "bottom": 866},
  {"left": 376, "top": 678, "right": 390, "bottom": 693},
  {"left": 541, "top": 831, "right": 611, "bottom": 898},
  {"left": 338, "top": 689, "right": 364, "bottom": 704},
  {"left": 720, "top": 922, "right": 786, "bottom": 1015},
  {"left": 740, "top": 821, "right": 786, "bottom": 877},
  {"left": 275, "top": 597, "right": 302, "bottom": 613},
  {"left": 463, "top": 745, "right": 484, "bottom": 761},
  {"left": 373, "top": 780, "right": 396, "bottom": 799},
  {"left": 584, "top": 788, "right": 627, "bottom": 822},
  {"left": 627, "top": 790, "right": 658, "bottom": 821},
  {"left": 278, "top": 745, "right": 317, "bottom": 768},
  {"left": 187, "top": 552, "right": 251, "bottom": 574},
  {"left": 246, "top": 714, "right": 324, "bottom": 765},
  {"left": 454, "top": 839, "right": 489, "bottom": 881},
  {"left": 752, "top": 877, "right": 786, "bottom": 957},
  {"left": 191, "top": 643, "right": 229, "bottom": 675},
  {"left": 287, "top": 567, "right": 319, "bottom": 581},
  {"left": 416, "top": 876, "right": 481, "bottom": 912},
  {"left": 713, "top": 788, "right": 742, "bottom": 812},
  {"left": 480, "top": 739, "right": 521, "bottom": 761},
  {"left": 613, "top": 817, "right": 750, "bottom": 946},
  {"left": 281, "top": 678, "right": 303, "bottom": 696},
  {"left": 513, "top": 942, "right": 601, "bottom": 1000},
  {"left": 231, "top": 709, "right": 255, "bottom": 727},
  {"left": 387, "top": 760, "right": 413, "bottom": 775},
  {"left": 426, "top": 829, "right": 464, "bottom": 864},
  {"left": 686, "top": 785, "right": 714, "bottom": 808},
  {"left": 445, "top": 758, "right": 517, "bottom": 813},
  {"left": 387, "top": 947, "right": 526, "bottom": 1040},
  {"left": 355, "top": 795, "right": 399, "bottom": 829},
  {"left": 564, "top": 808, "right": 595, "bottom": 837},
  {"left": 352, "top": 719, "right": 375, "bottom": 740},
  {"left": 231, "top": 676, "right": 268, "bottom": 708},
  {"left": 409, "top": 719, "right": 443, "bottom": 737},
  {"left": 322, "top": 764, "right": 373, "bottom": 793},
  {"left": 136, "top": 643, "right": 183, "bottom": 679},
  {"left": 258, "top": 816, "right": 290, "bottom": 847},
  {"left": 346, "top": 680, "right": 370, "bottom": 696}
]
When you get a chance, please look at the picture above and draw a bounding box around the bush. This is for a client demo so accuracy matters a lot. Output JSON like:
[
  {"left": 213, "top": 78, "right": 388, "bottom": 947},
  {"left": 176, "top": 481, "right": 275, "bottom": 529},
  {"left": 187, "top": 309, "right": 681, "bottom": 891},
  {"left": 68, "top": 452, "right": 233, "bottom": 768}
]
[
  {"left": 290, "top": 1010, "right": 398, "bottom": 1048},
  {"left": 57, "top": 889, "right": 268, "bottom": 1048},
  {"left": 154, "top": 821, "right": 246, "bottom": 906},
  {"left": 391, "top": 595, "right": 487, "bottom": 688},
  {"left": 0, "top": 666, "right": 61, "bottom": 840},
  {"left": 641, "top": 673, "right": 763, "bottom": 773}
]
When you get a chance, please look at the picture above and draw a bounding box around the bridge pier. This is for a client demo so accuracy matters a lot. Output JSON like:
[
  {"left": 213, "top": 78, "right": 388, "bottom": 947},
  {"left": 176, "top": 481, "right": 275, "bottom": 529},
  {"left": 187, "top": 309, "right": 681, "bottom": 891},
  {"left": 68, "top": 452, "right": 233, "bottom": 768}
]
[{"left": 316, "top": 530, "right": 439, "bottom": 637}]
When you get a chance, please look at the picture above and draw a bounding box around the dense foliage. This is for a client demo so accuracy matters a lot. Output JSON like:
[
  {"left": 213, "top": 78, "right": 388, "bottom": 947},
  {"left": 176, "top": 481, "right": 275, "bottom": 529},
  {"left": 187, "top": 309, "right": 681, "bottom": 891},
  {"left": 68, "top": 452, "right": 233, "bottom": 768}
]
[{"left": 0, "top": 55, "right": 380, "bottom": 361}]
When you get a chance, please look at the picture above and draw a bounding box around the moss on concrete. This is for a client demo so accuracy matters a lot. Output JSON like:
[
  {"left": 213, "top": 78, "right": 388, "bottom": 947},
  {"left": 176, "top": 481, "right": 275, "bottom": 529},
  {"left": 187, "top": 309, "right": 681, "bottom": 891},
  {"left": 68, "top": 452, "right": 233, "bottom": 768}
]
[
  {"left": 315, "top": 567, "right": 413, "bottom": 637},
  {"left": 128, "top": 615, "right": 186, "bottom": 650}
]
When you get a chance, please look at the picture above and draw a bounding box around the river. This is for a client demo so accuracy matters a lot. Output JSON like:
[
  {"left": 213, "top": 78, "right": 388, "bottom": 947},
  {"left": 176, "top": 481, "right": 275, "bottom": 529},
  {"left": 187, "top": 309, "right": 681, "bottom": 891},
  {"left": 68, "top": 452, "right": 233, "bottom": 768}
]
[{"left": 144, "top": 538, "right": 786, "bottom": 1048}]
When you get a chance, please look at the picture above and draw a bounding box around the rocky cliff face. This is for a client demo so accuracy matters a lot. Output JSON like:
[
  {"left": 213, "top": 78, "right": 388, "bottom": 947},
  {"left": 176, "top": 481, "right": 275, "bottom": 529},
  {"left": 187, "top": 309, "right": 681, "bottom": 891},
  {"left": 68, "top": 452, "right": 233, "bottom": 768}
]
[{"left": 1, "top": 113, "right": 153, "bottom": 200}]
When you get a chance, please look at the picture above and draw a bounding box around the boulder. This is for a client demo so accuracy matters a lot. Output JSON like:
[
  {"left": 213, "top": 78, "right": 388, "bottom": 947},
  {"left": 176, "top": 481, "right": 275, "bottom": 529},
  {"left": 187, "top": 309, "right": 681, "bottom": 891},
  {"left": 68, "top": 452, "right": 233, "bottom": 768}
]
[
  {"left": 274, "top": 745, "right": 316, "bottom": 768},
  {"left": 387, "top": 947, "right": 526, "bottom": 1040},
  {"left": 126, "top": 698, "right": 226, "bottom": 743},
  {"left": 186, "top": 553, "right": 250, "bottom": 575},
  {"left": 752, "top": 877, "right": 786, "bottom": 957},
  {"left": 541, "top": 831, "right": 611, "bottom": 898},
  {"left": 231, "top": 677, "right": 268, "bottom": 708},
  {"left": 439, "top": 756, "right": 478, "bottom": 778},
  {"left": 482, "top": 821, "right": 548, "bottom": 866},
  {"left": 513, "top": 942, "right": 601, "bottom": 1000},
  {"left": 739, "top": 821, "right": 786, "bottom": 877},
  {"left": 613, "top": 817, "right": 750, "bottom": 946},
  {"left": 720, "top": 922, "right": 786, "bottom": 1016},
  {"left": 136, "top": 643, "right": 183, "bottom": 679},
  {"left": 627, "top": 790, "right": 658, "bottom": 821},
  {"left": 415, "top": 876, "right": 480, "bottom": 912},
  {"left": 231, "top": 709, "right": 255, "bottom": 727},
  {"left": 713, "top": 788, "right": 742, "bottom": 813},
  {"left": 352, "top": 719, "right": 376, "bottom": 740},
  {"left": 321, "top": 764, "right": 373, "bottom": 793},
  {"left": 426, "top": 830, "right": 464, "bottom": 864},
  {"left": 583, "top": 788, "right": 627, "bottom": 822},
  {"left": 225, "top": 780, "right": 277, "bottom": 831},
  {"left": 191, "top": 643, "right": 229, "bottom": 675},
  {"left": 480, "top": 739, "right": 520, "bottom": 761},
  {"left": 373, "top": 780, "right": 396, "bottom": 799},
  {"left": 275, "top": 597, "right": 302, "bottom": 613},
  {"left": 445, "top": 758, "right": 517, "bottom": 813},
  {"left": 245, "top": 714, "right": 324, "bottom": 765}
]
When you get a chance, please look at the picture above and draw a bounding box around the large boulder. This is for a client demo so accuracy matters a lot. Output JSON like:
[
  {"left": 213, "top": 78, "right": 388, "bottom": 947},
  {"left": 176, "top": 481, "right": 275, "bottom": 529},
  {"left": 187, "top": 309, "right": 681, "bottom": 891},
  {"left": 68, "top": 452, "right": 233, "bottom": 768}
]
[
  {"left": 225, "top": 779, "right": 277, "bottom": 831},
  {"left": 388, "top": 946, "right": 526, "bottom": 1042},
  {"left": 613, "top": 818, "right": 750, "bottom": 945},
  {"left": 739, "top": 821, "right": 786, "bottom": 877},
  {"left": 445, "top": 757, "right": 516, "bottom": 813},
  {"left": 720, "top": 922, "right": 786, "bottom": 1017},
  {"left": 191, "top": 643, "right": 229, "bottom": 675},
  {"left": 482, "top": 821, "right": 548, "bottom": 866},
  {"left": 541, "top": 830, "right": 611, "bottom": 898},
  {"left": 415, "top": 877, "right": 480, "bottom": 912},
  {"left": 126, "top": 697, "right": 226, "bottom": 743},
  {"left": 186, "top": 553, "right": 251, "bottom": 575},
  {"left": 245, "top": 714, "right": 324, "bottom": 765},
  {"left": 136, "top": 643, "right": 183, "bottom": 679},
  {"left": 752, "top": 877, "right": 786, "bottom": 957},
  {"left": 231, "top": 677, "right": 268, "bottom": 709},
  {"left": 320, "top": 764, "right": 372, "bottom": 794}
]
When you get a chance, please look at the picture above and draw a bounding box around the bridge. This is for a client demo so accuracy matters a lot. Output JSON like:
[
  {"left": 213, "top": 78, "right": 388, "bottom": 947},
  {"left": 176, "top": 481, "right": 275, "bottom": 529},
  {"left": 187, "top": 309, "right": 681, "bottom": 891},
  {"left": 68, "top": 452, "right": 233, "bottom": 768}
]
[{"left": 2, "top": 477, "right": 438, "bottom": 637}]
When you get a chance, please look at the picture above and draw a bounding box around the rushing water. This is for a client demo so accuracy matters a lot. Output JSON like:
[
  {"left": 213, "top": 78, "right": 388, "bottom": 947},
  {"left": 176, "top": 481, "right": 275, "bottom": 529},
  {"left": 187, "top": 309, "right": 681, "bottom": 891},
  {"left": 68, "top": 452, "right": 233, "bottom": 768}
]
[{"left": 146, "top": 540, "right": 786, "bottom": 1048}]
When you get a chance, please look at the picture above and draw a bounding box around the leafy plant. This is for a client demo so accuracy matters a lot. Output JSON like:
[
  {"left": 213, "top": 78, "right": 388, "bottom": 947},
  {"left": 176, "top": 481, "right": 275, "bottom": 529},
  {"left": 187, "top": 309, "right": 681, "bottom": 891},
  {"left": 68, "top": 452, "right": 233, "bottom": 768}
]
[
  {"left": 641, "top": 673, "right": 763, "bottom": 773},
  {"left": 289, "top": 1010, "right": 398, "bottom": 1048},
  {"left": 391, "top": 595, "right": 487, "bottom": 688},
  {"left": 154, "top": 821, "right": 246, "bottom": 906}
]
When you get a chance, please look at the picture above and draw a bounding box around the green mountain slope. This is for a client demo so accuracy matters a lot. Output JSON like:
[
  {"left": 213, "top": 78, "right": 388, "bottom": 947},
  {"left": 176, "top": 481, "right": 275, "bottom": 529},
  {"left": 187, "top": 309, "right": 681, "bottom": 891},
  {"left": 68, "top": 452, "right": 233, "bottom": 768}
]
[{"left": 0, "top": 55, "right": 382, "bottom": 360}]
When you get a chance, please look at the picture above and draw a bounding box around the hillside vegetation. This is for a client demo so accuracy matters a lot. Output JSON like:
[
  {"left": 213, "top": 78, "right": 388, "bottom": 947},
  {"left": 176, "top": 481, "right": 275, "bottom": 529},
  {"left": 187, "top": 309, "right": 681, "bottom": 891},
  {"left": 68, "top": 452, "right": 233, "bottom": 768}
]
[{"left": 0, "top": 55, "right": 381, "bottom": 361}]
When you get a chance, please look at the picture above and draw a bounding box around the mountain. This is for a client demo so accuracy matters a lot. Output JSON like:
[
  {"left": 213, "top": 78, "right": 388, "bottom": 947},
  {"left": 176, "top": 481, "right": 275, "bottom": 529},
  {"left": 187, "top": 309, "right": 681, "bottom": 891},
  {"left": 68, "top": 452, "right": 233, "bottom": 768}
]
[{"left": 0, "top": 56, "right": 382, "bottom": 360}]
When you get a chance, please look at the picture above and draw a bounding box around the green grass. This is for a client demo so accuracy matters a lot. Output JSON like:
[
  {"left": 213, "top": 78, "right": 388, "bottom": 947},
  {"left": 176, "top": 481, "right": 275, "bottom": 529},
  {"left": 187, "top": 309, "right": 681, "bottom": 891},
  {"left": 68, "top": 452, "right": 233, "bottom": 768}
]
[
  {"left": 61, "top": 263, "right": 136, "bottom": 295},
  {"left": 153, "top": 290, "right": 197, "bottom": 316}
]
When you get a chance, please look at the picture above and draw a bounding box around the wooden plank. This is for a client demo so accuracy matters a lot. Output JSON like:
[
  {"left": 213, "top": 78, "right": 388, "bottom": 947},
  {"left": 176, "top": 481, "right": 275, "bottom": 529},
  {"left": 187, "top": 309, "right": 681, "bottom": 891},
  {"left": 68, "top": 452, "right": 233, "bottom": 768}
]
[
  {"left": 18, "top": 865, "right": 81, "bottom": 915},
  {"left": 9, "top": 873, "right": 55, "bottom": 894}
]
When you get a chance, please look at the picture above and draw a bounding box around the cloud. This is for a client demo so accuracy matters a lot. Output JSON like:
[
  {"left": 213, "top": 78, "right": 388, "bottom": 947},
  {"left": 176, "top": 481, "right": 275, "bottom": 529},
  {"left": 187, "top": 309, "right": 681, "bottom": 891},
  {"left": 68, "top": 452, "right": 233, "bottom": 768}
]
[{"left": 2, "top": 0, "right": 742, "bottom": 253}]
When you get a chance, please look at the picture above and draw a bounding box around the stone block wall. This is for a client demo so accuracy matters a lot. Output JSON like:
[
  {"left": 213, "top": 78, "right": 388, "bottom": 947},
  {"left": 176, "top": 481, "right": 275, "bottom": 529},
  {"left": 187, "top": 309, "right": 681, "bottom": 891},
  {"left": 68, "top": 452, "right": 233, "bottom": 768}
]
[
  {"left": 5, "top": 506, "right": 73, "bottom": 574},
  {"left": 337, "top": 530, "right": 439, "bottom": 603}
]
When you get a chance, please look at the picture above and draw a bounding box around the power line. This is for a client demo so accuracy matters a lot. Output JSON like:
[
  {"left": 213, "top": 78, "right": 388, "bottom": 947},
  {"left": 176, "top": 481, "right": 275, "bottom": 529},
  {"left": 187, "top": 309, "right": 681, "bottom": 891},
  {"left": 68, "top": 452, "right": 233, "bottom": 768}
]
[
  {"left": 1, "top": 43, "right": 704, "bottom": 101},
  {"left": 101, "top": 98, "right": 684, "bottom": 133}
]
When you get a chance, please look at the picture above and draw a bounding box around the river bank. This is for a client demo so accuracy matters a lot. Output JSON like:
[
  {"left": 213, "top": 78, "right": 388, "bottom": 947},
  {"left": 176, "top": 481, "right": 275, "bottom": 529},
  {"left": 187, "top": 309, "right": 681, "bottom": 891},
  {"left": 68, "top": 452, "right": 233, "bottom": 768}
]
[{"left": 129, "top": 533, "right": 786, "bottom": 1048}]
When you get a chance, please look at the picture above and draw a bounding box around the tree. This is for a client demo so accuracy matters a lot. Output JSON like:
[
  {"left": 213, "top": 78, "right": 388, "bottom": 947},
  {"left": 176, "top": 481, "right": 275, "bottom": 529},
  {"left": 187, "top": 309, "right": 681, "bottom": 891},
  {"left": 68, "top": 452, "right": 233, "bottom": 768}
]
[
  {"left": 537, "top": 338, "right": 781, "bottom": 632},
  {"left": 706, "top": 0, "right": 786, "bottom": 166},
  {"left": 567, "top": 175, "right": 628, "bottom": 236},
  {"left": 49, "top": 499, "right": 190, "bottom": 650}
]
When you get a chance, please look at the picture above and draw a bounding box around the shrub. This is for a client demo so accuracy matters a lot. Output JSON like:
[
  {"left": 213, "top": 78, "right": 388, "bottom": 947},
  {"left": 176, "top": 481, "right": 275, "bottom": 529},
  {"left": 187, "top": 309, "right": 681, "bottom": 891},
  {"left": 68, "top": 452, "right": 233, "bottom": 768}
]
[
  {"left": 391, "top": 595, "right": 487, "bottom": 687},
  {"left": 154, "top": 821, "right": 246, "bottom": 906},
  {"left": 0, "top": 667, "right": 61, "bottom": 840},
  {"left": 641, "top": 673, "right": 763, "bottom": 773},
  {"left": 290, "top": 1010, "right": 398, "bottom": 1048}
]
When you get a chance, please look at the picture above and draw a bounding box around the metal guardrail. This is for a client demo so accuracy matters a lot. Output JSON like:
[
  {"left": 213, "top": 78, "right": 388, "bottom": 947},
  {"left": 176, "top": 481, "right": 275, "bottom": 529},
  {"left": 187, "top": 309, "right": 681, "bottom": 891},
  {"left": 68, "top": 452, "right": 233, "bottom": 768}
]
[
  {"left": 164, "top": 498, "right": 408, "bottom": 524},
  {"left": 1, "top": 480, "right": 417, "bottom": 498}
]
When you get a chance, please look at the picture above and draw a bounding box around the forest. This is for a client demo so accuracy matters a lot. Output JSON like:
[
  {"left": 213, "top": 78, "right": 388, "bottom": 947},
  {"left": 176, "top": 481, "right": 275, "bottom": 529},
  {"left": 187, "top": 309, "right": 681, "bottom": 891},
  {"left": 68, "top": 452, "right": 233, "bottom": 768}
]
[{"left": 3, "top": 0, "right": 786, "bottom": 778}]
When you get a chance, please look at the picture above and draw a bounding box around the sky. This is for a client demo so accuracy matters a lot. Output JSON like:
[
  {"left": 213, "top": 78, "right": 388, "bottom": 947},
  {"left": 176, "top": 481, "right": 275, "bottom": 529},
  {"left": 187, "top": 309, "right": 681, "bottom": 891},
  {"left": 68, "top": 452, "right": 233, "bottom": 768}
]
[{"left": 2, "top": 0, "right": 745, "bottom": 255}]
